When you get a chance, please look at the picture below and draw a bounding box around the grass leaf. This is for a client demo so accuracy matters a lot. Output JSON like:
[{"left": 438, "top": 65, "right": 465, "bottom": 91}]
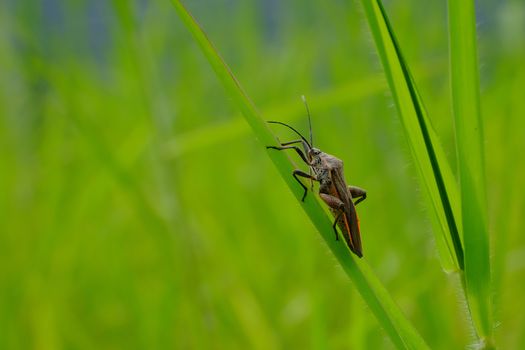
[
  {"left": 171, "top": 1, "right": 429, "bottom": 348},
  {"left": 448, "top": 0, "right": 493, "bottom": 344},
  {"left": 359, "top": 0, "right": 464, "bottom": 272}
]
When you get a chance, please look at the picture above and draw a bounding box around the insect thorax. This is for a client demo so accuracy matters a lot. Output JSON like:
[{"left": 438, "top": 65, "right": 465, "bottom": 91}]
[
  {"left": 310, "top": 152, "right": 343, "bottom": 187},
  {"left": 312, "top": 166, "right": 330, "bottom": 185}
]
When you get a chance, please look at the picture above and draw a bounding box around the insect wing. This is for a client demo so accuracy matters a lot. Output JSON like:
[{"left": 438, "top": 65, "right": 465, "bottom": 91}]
[
  {"left": 344, "top": 203, "right": 363, "bottom": 257},
  {"left": 331, "top": 169, "right": 363, "bottom": 257}
]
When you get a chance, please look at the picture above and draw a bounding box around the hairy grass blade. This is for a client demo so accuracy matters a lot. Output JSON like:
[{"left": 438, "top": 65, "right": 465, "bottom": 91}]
[
  {"left": 448, "top": 0, "right": 493, "bottom": 345},
  {"left": 359, "top": 0, "right": 464, "bottom": 272}
]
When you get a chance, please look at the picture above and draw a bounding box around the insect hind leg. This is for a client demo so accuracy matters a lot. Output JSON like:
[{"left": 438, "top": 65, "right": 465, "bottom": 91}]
[{"left": 348, "top": 186, "right": 367, "bottom": 206}]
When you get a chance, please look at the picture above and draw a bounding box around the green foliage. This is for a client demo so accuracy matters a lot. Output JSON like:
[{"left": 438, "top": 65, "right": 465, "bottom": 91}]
[{"left": 1, "top": 0, "right": 523, "bottom": 349}]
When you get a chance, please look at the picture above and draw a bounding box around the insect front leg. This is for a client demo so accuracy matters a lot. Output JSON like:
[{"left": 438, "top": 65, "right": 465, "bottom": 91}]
[
  {"left": 319, "top": 193, "right": 345, "bottom": 241},
  {"left": 293, "top": 170, "right": 317, "bottom": 202},
  {"left": 266, "top": 140, "right": 310, "bottom": 165},
  {"left": 348, "top": 186, "right": 367, "bottom": 206},
  {"left": 266, "top": 143, "right": 317, "bottom": 201}
]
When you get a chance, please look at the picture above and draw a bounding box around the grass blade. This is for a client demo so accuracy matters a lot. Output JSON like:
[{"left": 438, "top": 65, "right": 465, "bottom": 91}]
[
  {"left": 448, "top": 1, "right": 493, "bottom": 345},
  {"left": 359, "top": 0, "right": 464, "bottom": 272},
  {"left": 170, "top": 1, "right": 429, "bottom": 348}
]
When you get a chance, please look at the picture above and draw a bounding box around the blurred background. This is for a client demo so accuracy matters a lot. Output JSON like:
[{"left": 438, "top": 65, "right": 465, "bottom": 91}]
[{"left": 1, "top": 0, "right": 524, "bottom": 348}]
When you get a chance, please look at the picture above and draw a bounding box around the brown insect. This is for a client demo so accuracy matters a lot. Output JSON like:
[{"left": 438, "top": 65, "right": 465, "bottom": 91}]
[{"left": 267, "top": 96, "right": 367, "bottom": 257}]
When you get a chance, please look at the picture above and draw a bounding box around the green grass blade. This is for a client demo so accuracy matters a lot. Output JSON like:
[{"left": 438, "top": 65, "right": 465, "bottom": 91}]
[
  {"left": 359, "top": 0, "right": 464, "bottom": 272},
  {"left": 448, "top": 1, "right": 493, "bottom": 344},
  {"left": 170, "top": 1, "right": 429, "bottom": 348}
]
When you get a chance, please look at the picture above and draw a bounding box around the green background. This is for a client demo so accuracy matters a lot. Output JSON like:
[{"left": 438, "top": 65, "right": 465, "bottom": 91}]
[{"left": 1, "top": 0, "right": 524, "bottom": 348}]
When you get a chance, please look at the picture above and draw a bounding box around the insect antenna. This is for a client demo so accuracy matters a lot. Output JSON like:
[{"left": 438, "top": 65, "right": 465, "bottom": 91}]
[
  {"left": 301, "top": 95, "right": 313, "bottom": 147},
  {"left": 267, "top": 121, "right": 311, "bottom": 149}
]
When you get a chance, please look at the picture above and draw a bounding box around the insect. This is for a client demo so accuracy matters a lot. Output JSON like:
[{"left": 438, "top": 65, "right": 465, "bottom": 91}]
[{"left": 266, "top": 96, "right": 367, "bottom": 257}]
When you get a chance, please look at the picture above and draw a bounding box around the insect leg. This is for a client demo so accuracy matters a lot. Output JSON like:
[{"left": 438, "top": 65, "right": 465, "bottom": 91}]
[
  {"left": 280, "top": 139, "right": 303, "bottom": 146},
  {"left": 319, "top": 193, "right": 345, "bottom": 210},
  {"left": 293, "top": 170, "right": 317, "bottom": 202},
  {"left": 331, "top": 210, "right": 344, "bottom": 241},
  {"left": 348, "top": 186, "right": 367, "bottom": 206},
  {"left": 281, "top": 140, "right": 315, "bottom": 190},
  {"left": 309, "top": 168, "right": 314, "bottom": 192},
  {"left": 319, "top": 193, "right": 346, "bottom": 241},
  {"left": 266, "top": 145, "right": 309, "bottom": 165}
]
